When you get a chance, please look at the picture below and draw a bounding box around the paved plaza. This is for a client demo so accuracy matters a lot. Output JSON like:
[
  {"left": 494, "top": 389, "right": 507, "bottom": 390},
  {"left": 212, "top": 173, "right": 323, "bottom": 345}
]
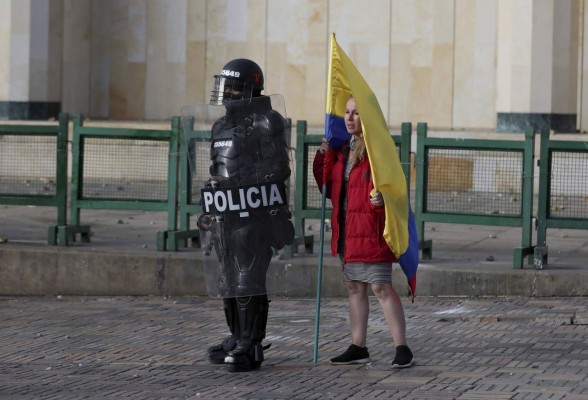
[
  {"left": 1, "top": 295, "right": 588, "bottom": 399},
  {"left": 1, "top": 204, "right": 588, "bottom": 399}
]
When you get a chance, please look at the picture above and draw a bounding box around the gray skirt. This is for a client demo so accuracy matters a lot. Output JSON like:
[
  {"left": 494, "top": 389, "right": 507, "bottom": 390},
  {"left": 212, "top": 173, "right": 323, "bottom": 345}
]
[{"left": 339, "top": 255, "right": 393, "bottom": 284}]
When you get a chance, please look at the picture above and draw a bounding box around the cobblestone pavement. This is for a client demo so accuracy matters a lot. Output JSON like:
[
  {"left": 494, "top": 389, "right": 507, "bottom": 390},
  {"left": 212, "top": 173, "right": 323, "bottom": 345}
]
[{"left": 1, "top": 296, "right": 588, "bottom": 400}]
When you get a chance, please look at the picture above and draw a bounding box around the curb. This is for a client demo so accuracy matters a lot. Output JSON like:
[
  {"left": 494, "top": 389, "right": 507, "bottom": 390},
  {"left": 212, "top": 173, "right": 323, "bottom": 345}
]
[{"left": 1, "top": 245, "right": 587, "bottom": 297}]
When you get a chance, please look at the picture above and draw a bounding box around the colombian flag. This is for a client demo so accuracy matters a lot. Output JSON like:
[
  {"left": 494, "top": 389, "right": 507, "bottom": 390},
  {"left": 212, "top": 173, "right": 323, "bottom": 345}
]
[{"left": 326, "top": 33, "right": 419, "bottom": 299}]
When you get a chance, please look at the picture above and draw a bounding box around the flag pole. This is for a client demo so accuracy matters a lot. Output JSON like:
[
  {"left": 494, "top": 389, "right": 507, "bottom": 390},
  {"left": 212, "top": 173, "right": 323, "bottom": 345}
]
[{"left": 313, "top": 182, "right": 328, "bottom": 364}]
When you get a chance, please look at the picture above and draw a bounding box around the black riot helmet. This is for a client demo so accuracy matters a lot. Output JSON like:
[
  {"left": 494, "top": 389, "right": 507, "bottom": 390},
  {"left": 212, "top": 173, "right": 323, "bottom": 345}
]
[{"left": 210, "top": 58, "right": 264, "bottom": 105}]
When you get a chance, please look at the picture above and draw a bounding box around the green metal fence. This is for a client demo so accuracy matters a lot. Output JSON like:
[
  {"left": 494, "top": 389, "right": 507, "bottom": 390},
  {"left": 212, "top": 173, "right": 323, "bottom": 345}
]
[
  {"left": 534, "top": 127, "right": 588, "bottom": 269},
  {"left": 168, "top": 117, "right": 210, "bottom": 251},
  {"left": 415, "top": 123, "right": 536, "bottom": 268},
  {"left": 3, "top": 115, "right": 586, "bottom": 269},
  {"left": 0, "top": 113, "right": 69, "bottom": 244},
  {"left": 289, "top": 121, "right": 413, "bottom": 258},
  {"left": 66, "top": 115, "right": 180, "bottom": 250}
]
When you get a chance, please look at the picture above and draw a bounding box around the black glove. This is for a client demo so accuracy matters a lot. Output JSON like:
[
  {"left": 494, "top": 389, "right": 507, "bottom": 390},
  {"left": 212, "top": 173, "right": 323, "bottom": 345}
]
[{"left": 197, "top": 214, "right": 214, "bottom": 231}]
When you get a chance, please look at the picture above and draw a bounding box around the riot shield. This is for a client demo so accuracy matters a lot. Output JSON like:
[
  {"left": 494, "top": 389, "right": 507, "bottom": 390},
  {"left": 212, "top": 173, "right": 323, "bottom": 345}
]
[{"left": 181, "top": 95, "right": 306, "bottom": 298}]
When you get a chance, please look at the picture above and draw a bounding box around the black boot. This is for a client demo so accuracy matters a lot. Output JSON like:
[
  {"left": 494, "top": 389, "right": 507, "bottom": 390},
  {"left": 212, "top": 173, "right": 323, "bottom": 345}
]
[
  {"left": 207, "top": 335, "right": 237, "bottom": 364},
  {"left": 225, "top": 339, "right": 264, "bottom": 372},
  {"left": 224, "top": 295, "right": 269, "bottom": 372},
  {"left": 207, "top": 297, "right": 239, "bottom": 364}
]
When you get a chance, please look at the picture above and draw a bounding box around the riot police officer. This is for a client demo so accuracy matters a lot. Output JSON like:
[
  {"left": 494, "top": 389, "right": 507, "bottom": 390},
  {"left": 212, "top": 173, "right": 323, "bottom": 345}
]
[{"left": 198, "top": 59, "right": 294, "bottom": 372}]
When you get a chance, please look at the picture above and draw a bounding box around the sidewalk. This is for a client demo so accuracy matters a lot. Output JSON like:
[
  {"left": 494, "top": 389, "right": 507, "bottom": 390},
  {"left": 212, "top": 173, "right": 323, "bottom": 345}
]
[
  {"left": 1, "top": 205, "right": 588, "bottom": 398},
  {"left": 1, "top": 295, "right": 587, "bottom": 399},
  {"left": 1, "top": 204, "right": 588, "bottom": 297}
]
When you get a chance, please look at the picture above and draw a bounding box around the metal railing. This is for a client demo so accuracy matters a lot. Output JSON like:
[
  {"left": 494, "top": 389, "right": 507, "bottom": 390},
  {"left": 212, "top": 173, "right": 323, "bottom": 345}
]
[
  {"left": 66, "top": 115, "right": 180, "bottom": 250},
  {"left": 170, "top": 118, "right": 210, "bottom": 251},
  {"left": 415, "top": 123, "right": 536, "bottom": 268},
  {"left": 0, "top": 113, "right": 69, "bottom": 244},
  {"left": 534, "top": 127, "right": 588, "bottom": 268},
  {"left": 2, "top": 115, "right": 587, "bottom": 272}
]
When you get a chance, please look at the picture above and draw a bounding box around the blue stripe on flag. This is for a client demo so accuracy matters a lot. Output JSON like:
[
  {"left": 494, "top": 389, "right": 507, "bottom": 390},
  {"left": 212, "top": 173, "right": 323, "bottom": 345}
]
[
  {"left": 398, "top": 205, "right": 419, "bottom": 281},
  {"left": 325, "top": 114, "right": 348, "bottom": 150}
]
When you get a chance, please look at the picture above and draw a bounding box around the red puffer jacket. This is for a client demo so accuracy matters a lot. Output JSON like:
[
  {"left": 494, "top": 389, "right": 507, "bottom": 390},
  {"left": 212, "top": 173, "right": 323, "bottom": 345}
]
[{"left": 313, "top": 146, "right": 397, "bottom": 263}]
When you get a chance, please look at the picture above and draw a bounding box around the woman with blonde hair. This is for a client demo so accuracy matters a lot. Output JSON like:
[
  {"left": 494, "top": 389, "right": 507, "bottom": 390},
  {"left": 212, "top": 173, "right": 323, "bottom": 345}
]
[{"left": 313, "top": 96, "right": 414, "bottom": 368}]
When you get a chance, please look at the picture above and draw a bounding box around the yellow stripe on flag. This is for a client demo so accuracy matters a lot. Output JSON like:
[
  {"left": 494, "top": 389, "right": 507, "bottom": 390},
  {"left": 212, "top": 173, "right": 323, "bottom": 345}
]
[
  {"left": 328, "top": 33, "right": 409, "bottom": 258},
  {"left": 326, "top": 40, "right": 352, "bottom": 119}
]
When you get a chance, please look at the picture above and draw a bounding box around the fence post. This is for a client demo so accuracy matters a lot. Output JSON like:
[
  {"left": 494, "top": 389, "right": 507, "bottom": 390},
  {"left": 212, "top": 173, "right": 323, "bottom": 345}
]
[
  {"left": 415, "top": 122, "right": 432, "bottom": 259},
  {"left": 65, "top": 114, "right": 91, "bottom": 244},
  {"left": 513, "top": 126, "right": 536, "bottom": 269},
  {"left": 282, "top": 120, "right": 310, "bottom": 259},
  {"left": 69, "top": 115, "right": 84, "bottom": 232},
  {"left": 177, "top": 116, "right": 192, "bottom": 243},
  {"left": 400, "top": 122, "right": 411, "bottom": 189},
  {"left": 49, "top": 113, "right": 70, "bottom": 245},
  {"left": 534, "top": 127, "right": 551, "bottom": 269},
  {"left": 56, "top": 113, "right": 69, "bottom": 229},
  {"left": 159, "top": 116, "right": 181, "bottom": 251}
]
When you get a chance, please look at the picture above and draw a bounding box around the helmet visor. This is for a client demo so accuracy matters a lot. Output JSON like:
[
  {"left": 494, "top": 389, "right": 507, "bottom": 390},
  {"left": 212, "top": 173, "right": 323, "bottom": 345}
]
[
  {"left": 210, "top": 76, "right": 241, "bottom": 105},
  {"left": 211, "top": 76, "right": 255, "bottom": 105}
]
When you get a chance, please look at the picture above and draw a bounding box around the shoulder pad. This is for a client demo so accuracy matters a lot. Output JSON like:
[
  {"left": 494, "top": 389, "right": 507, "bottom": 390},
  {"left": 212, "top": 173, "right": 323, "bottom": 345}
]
[
  {"left": 250, "top": 111, "right": 286, "bottom": 135},
  {"left": 211, "top": 117, "right": 226, "bottom": 133}
]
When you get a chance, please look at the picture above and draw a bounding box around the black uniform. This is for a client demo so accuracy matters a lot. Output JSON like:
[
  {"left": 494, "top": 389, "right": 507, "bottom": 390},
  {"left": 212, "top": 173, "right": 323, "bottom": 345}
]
[{"left": 201, "top": 71, "right": 294, "bottom": 372}]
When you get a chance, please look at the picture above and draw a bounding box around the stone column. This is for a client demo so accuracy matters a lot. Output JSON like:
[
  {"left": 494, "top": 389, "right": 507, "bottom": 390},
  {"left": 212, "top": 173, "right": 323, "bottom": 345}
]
[
  {"left": 496, "top": 0, "right": 579, "bottom": 133},
  {"left": 0, "top": 0, "right": 63, "bottom": 120}
]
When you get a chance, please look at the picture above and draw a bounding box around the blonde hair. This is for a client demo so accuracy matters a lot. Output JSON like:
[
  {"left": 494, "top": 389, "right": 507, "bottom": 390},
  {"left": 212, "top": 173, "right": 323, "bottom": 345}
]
[{"left": 349, "top": 134, "right": 366, "bottom": 166}]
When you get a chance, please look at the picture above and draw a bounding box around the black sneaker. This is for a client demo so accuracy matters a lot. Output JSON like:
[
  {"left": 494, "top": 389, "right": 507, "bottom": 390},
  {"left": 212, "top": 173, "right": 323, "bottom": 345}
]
[
  {"left": 391, "top": 345, "right": 415, "bottom": 368},
  {"left": 330, "top": 344, "right": 371, "bottom": 365}
]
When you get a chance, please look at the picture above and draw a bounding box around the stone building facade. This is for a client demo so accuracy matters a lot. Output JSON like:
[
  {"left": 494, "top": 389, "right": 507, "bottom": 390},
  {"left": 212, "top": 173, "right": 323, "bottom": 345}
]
[{"left": 0, "top": 0, "right": 586, "bottom": 133}]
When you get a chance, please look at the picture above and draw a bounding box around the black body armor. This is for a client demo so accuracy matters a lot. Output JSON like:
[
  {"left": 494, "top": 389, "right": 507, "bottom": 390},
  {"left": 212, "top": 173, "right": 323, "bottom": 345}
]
[{"left": 203, "top": 93, "right": 294, "bottom": 372}]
